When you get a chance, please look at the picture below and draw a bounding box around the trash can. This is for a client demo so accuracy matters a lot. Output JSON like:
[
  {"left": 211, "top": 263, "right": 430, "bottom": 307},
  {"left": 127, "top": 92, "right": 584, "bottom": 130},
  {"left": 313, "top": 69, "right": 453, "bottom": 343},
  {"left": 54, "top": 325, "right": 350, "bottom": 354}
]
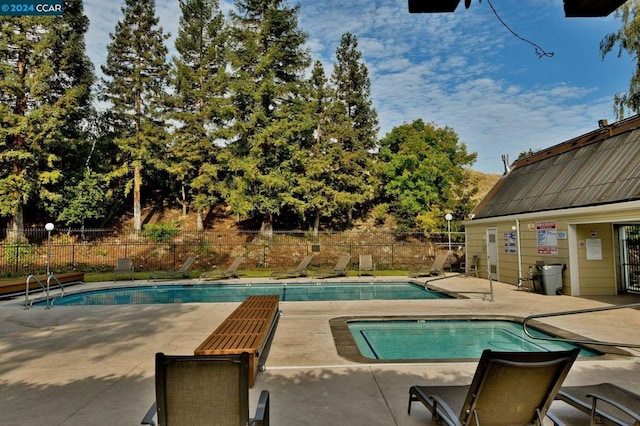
[{"left": 538, "top": 264, "right": 564, "bottom": 295}]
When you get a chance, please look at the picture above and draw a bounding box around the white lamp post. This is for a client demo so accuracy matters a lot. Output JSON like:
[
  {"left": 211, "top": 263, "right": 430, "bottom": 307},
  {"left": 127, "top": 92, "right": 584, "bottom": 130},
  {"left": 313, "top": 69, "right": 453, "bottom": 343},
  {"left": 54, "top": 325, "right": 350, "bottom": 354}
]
[
  {"left": 45, "top": 223, "right": 54, "bottom": 276},
  {"left": 444, "top": 213, "right": 453, "bottom": 253}
]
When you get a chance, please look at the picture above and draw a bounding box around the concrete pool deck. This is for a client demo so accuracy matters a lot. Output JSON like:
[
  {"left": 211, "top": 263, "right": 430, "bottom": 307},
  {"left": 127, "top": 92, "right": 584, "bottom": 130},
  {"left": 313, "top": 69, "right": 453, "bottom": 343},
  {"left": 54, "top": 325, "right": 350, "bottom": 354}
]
[{"left": 1, "top": 276, "right": 639, "bottom": 425}]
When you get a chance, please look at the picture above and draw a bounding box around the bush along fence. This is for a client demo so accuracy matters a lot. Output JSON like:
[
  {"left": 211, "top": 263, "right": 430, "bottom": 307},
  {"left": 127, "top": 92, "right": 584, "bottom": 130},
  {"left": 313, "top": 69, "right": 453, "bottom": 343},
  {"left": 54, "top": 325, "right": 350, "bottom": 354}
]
[{"left": 0, "top": 228, "right": 467, "bottom": 277}]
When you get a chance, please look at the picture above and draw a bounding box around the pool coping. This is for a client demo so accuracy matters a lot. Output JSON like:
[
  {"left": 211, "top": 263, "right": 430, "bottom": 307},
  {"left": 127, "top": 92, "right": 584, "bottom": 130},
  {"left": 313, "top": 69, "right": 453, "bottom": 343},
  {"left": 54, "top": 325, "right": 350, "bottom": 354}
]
[
  {"left": 329, "top": 314, "right": 632, "bottom": 363},
  {"left": 19, "top": 279, "right": 458, "bottom": 306}
]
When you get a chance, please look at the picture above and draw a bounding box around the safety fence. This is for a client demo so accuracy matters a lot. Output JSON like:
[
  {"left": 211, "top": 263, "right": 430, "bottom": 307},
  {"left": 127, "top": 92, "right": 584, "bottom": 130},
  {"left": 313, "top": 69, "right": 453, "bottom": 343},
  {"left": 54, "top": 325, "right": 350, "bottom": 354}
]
[{"left": 0, "top": 228, "right": 466, "bottom": 276}]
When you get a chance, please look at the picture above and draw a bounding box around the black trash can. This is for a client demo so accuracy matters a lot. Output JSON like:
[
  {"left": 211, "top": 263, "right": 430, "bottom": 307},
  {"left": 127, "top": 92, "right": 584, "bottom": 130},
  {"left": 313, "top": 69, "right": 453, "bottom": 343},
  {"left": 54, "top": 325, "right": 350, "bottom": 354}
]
[{"left": 538, "top": 264, "right": 564, "bottom": 295}]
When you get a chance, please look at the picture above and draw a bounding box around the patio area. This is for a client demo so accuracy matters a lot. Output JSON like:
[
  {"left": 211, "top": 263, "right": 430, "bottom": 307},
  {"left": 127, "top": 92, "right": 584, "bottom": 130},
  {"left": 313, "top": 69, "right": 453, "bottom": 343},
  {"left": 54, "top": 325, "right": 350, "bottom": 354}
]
[{"left": 1, "top": 276, "right": 639, "bottom": 425}]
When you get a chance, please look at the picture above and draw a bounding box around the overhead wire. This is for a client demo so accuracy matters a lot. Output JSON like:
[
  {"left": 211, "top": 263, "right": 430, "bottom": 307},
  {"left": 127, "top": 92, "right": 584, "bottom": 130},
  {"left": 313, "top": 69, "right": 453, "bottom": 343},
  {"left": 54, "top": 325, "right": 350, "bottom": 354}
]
[{"left": 484, "top": 0, "right": 554, "bottom": 59}]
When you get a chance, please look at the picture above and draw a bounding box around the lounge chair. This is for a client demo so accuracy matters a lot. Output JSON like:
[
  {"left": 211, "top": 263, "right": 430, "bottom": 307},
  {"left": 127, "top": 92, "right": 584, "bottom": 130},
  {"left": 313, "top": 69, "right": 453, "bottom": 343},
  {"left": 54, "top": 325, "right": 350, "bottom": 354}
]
[
  {"left": 200, "top": 256, "right": 244, "bottom": 281},
  {"left": 552, "top": 382, "right": 640, "bottom": 425},
  {"left": 150, "top": 256, "right": 196, "bottom": 281},
  {"left": 407, "top": 348, "right": 579, "bottom": 426},
  {"left": 270, "top": 255, "right": 314, "bottom": 279},
  {"left": 312, "top": 254, "right": 351, "bottom": 279},
  {"left": 358, "top": 254, "right": 375, "bottom": 276},
  {"left": 409, "top": 252, "right": 449, "bottom": 278},
  {"left": 462, "top": 254, "right": 479, "bottom": 277},
  {"left": 141, "top": 352, "right": 269, "bottom": 426},
  {"left": 114, "top": 258, "right": 134, "bottom": 281}
]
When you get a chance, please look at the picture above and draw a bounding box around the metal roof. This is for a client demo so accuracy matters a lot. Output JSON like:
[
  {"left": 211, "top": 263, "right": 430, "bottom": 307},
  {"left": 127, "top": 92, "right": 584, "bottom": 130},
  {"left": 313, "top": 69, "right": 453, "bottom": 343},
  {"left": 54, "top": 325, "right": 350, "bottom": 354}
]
[{"left": 472, "top": 115, "right": 640, "bottom": 219}]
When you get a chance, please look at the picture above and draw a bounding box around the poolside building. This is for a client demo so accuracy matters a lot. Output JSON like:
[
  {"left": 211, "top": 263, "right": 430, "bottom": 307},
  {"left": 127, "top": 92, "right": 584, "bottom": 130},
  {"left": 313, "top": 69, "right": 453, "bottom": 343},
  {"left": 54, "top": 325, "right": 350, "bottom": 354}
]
[{"left": 464, "top": 114, "right": 640, "bottom": 296}]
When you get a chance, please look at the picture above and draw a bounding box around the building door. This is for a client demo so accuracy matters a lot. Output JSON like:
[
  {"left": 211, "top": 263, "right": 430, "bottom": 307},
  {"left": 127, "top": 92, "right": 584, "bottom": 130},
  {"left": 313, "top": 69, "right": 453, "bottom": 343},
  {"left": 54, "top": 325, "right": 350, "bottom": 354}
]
[
  {"left": 486, "top": 227, "right": 498, "bottom": 280},
  {"left": 620, "top": 225, "right": 640, "bottom": 292}
]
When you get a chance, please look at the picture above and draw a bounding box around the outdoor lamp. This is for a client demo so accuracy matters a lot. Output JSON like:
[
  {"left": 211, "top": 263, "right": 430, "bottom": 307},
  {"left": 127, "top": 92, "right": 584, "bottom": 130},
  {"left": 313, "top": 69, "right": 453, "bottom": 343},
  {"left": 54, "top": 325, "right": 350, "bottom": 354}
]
[
  {"left": 45, "top": 223, "right": 54, "bottom": 276},
  {"left": 445, "top": 213, "right": 453, "bottom": 253}
]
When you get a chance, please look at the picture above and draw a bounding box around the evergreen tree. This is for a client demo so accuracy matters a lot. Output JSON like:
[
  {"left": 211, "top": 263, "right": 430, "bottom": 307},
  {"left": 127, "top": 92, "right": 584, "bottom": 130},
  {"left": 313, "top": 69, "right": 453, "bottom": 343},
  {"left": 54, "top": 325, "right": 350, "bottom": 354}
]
[
  {"left": 168, "top": 0, "right": 230, "bottom": 231},
  {"left": 101, "top": 0, "right": 170, "bottom": 231},
  {"left": 296, "top": 61, "right": 341, "bottom": 234},
  {"left": 0, "top": 0, "right": 94, "bottom": 239},
  {"left": 324, "top": 32, "right": 379, "bottom": 223},
  {"left": 378, "top": 119, "right": 477, "bottom": 232},
  {"left": 225, "top": 0, "right": 311, "bottom": 233}
]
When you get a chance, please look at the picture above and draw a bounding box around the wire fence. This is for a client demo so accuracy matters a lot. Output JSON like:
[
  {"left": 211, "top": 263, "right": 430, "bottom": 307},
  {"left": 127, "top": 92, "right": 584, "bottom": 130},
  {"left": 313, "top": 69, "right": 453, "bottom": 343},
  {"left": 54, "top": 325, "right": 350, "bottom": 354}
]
[{"left": 0, "top": 228, "right": 467, "bottom": 277}]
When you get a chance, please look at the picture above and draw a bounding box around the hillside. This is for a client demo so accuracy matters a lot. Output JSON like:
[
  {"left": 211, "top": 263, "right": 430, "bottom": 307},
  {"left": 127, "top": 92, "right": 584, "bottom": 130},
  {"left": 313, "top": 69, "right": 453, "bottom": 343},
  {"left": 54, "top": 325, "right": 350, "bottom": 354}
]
[{"left": 129, "top": 170, "right": 502, "bottom": 232}]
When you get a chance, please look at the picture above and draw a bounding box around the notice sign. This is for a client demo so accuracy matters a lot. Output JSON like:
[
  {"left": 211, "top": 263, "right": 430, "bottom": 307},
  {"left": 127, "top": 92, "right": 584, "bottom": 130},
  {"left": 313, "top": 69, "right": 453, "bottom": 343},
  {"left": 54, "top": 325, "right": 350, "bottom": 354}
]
[
  {"left": 1, "top": 0, "right": 62, "bottom": 15},
  {"left": 536, "top": 221, "right": 558, "bottom": 255},
  {"left": 504, "top": 232, "right": 517, "bottom": 254}
]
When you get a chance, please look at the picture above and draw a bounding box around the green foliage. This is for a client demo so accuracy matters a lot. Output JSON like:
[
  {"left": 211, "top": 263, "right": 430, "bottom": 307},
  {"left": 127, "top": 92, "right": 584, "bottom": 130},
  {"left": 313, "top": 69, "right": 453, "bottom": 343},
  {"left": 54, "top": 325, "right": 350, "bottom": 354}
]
[
  {"left": 143, "top": 223, "right": 179, "bottom": 243},
  {"left": 1, "top": 241, "right": 35, "bottom": 268},
  {"left": 0, "top": 0, "right": 95, "bottom": 229},
  {"left": 601, "top": 2, "right": 640, "bottom": 118},
  {"left": 378, "top": 119, "right": 477, "bottom": 232},
  {"left": 56, "top": 170, "right": 106, "bottom": 228}
]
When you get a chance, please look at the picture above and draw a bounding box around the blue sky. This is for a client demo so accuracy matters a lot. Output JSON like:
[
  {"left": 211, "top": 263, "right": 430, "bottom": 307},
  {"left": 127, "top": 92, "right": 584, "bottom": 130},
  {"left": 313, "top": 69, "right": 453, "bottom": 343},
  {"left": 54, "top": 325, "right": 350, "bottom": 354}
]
[{"left": 83, "top": 0, "right": 633, "bottom": 173}]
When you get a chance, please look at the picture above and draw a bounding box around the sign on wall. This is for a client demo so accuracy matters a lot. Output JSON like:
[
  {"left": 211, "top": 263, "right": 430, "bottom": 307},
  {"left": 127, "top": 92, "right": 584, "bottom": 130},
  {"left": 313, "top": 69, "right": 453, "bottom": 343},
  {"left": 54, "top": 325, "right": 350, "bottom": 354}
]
[
  {"left": 504, "top": 232, "right": 517, "bottom": 254},
  {"left": 536, "top": 221, "right": 558, "bottom": 255}
]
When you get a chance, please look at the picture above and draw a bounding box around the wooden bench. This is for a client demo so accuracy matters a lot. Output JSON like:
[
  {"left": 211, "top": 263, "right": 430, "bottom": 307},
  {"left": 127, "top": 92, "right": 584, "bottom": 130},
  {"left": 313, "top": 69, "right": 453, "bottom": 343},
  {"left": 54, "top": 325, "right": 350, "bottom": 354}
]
[
  {"left": 0, "top": 272, "right": 85, "bottom": 297},
  {"left": 194, "top": 295, "right": 280, "bottom": 387}
]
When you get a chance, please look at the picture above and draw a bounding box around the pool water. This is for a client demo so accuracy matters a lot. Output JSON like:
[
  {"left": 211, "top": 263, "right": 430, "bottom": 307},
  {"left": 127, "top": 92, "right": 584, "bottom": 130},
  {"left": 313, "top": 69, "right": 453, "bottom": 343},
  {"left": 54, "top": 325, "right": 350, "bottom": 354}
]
[
  {"left": 348, "top": 320, "right": 599, "bottom": 360},
  {"left": 45, "top": 282, "right": 451, "bottom": 306}
]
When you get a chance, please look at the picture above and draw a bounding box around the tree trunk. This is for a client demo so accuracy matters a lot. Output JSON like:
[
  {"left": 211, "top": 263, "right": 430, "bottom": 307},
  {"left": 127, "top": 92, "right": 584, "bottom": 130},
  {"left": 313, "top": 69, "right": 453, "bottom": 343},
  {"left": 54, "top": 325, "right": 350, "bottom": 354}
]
[
  {"left": 260, "top": 215, "right": 273, "bottom": 239},
  {"left": 197, "top": 209, "right": 204, "bottom": 232},
  {"left": 313, "top": 212, "right": 320, "bottom": 239},
  {"left": 133, "top": 164, "right": 142, "bottom": 232},
  {"left": 181, "top": 184, "right": 188, "bottom": 216},
  {"left": 7, "top": 205, "right": 25, "bottom": 243}
]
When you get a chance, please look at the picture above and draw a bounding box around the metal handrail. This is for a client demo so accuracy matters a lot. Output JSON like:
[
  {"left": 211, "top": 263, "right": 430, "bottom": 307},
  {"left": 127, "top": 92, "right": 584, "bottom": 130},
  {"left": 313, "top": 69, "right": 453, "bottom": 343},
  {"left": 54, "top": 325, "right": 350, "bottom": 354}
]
[
  {"left": 523, "top": 303, "right": 640, "bottom": 348},
  {"left": 423, "top": 268, "right": 494, "bottom": 302},
  {"left": 23, "top": 273, "right": 67, "bottom": 309},
  {"left": 24, "top": 275, "right": 46, "bottom": 309},
  {"left": 45, "top": 274, "right": 65, "bottom": 309}
]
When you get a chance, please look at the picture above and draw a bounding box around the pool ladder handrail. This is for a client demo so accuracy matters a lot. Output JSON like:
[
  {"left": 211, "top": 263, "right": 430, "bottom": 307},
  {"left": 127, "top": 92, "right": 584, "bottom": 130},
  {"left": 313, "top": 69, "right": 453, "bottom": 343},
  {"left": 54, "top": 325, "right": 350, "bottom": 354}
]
[
  {"left": 423, "top": 268, "right": 494, "bottom": 302},
  {"left": 523, "top": 303, "right": 640, "bottom": 348},
  {"left": 24, "top": 273, "right": 66, "bottom": 310}
]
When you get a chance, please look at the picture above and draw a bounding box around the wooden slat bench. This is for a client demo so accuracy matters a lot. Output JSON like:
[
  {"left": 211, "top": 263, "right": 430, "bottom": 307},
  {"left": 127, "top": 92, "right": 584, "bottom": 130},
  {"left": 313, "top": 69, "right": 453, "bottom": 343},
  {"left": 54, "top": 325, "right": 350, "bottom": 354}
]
[
  {"left": 0, "top": 272, "right": 85, "bottom": 298},
  {"left": 194, "top": 295, "right": 280, "bottom": 387}
]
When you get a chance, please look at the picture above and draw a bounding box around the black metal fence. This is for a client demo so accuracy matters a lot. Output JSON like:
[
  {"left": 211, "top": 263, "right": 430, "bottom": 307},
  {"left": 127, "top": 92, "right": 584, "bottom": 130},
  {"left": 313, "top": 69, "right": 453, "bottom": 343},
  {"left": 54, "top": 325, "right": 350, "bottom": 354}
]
[{"left": 0, "top": 228, "right": 466, "bottom": 277}]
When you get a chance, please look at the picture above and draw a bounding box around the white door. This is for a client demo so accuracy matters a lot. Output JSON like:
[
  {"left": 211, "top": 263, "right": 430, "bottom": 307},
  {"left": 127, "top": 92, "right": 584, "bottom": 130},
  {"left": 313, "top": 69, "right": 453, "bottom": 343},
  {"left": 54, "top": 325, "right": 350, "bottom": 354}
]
[{"left": 486, "top": 227, "right": 498, "bottom": 280}]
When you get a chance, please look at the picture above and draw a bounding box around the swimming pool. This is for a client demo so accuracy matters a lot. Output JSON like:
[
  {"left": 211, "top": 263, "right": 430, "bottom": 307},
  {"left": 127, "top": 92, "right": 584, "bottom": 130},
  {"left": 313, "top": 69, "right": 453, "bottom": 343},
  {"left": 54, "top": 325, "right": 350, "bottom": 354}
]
[
  {"left": 43, "top": 282, "right": 452, "bottom": 305},
  {"left": 331, "top": 317, "right": 602, "bottom": 362}
]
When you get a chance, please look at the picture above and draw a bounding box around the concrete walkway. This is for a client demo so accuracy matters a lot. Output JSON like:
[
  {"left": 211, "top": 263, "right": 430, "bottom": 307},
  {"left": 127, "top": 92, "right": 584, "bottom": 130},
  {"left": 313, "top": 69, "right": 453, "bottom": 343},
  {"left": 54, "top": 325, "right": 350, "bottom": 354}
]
[{"left": 1, "top": 276, "right": 639, "bottom": 425}]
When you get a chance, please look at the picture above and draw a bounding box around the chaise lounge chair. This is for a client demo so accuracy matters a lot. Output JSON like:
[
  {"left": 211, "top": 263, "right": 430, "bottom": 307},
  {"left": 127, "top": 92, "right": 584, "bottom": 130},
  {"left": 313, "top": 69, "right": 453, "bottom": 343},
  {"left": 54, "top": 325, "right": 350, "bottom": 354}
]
[
  {"left": 200, "top": 256, "right": 244, "bottom": 281},
  {"left": 150, "top": 256, "right": 196, "bottom": 281},
  {"left": 462, "top": 254, "right": 479, "bottom": 278},
  {"left": 271, "top": 255, "right": 314, "bottom": 279},
  {"left": 552, "top": 382, "right": 640, "bottom": 425},
  {"left": 312, "top": 254, "right": 351, "bottom": 279},
  {"left": 114, "top": 258, "right": 134, "bottom": 282},
  {"left": 141, "top": 352, "right": 269, "bottom": 426},
  {"left": 409, "top": 252, "right": 449, "bottom": 278},
  {"left": 358, "top": 254, "right": 375, "bottom": 276},
  {"left": 407, "top": 348, "right": 579, "bottom": 426}
]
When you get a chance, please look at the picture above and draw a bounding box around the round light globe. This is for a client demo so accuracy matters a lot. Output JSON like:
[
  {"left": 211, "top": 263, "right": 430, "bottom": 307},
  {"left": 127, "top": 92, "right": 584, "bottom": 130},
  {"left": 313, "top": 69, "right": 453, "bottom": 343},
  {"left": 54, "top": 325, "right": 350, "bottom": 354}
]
[
  {"left": 444, "top": 213, "right": 453, "bottom": 221},
  {"left": 45, "top": 223, "right": 54, "bottom": 231}
]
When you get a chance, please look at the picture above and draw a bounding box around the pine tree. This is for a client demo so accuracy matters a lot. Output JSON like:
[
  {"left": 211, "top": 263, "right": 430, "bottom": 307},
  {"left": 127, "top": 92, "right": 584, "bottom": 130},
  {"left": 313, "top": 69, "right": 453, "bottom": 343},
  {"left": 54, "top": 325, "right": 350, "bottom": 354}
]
[
  {"left": 225, "top": 0, "right": 311, "bottom": 233},
  {"left": 101, "top": 0, "right": 169, "bottom": 231},
  {"left": 168, "top": 0, "right": 230, "bottom": 231},
  {"left": 0, "top": 0, "right": 95, "bottom": 240},
  {"left": 296, "top": 61, "right": 340, "bottom": 234},
  {"left": 324, "top": 32, "right": 379, "bottom": 224}
]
